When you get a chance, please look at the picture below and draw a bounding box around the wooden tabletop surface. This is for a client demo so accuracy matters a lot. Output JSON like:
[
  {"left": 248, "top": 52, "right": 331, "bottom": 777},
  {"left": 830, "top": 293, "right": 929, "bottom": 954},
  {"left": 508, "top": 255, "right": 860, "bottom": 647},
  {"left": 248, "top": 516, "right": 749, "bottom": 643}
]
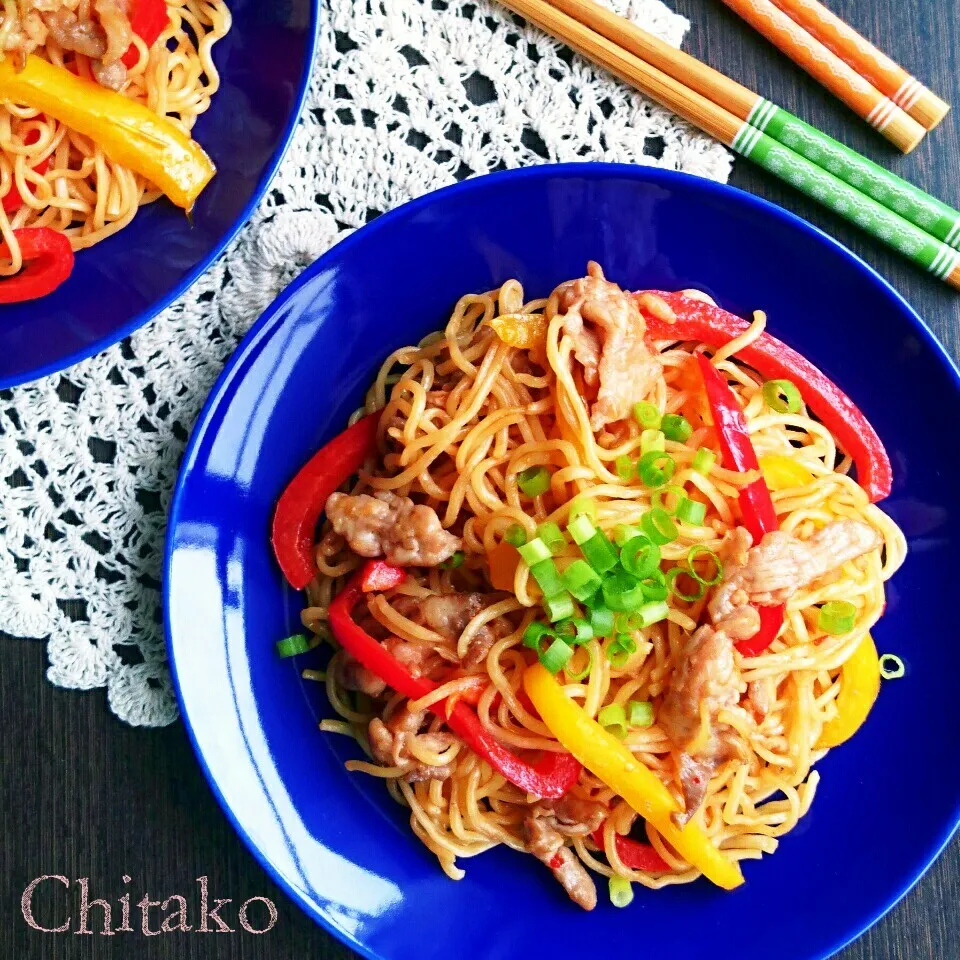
[{"left": 2, "top": 1, "right": 958, "bottom": 957}]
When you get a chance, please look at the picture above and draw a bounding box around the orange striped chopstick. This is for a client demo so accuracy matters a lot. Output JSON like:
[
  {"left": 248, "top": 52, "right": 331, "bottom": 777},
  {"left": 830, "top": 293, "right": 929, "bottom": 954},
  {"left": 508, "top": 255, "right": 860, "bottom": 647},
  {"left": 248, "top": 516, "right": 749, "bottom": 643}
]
[
  {"left": 719, "top": 0, "right": 926, "bottom": 153},
  {"left": 769, "top": 0, "right": 949, "bottom": 130}
]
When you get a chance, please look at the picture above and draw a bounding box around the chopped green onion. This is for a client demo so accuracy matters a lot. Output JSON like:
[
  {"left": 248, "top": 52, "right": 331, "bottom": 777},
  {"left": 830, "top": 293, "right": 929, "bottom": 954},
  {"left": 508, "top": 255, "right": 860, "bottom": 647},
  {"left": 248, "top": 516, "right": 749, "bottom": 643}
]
[
  {"left": 561, "top": 559, "right": 603, "bottom": 602},
  {"left": 536, "top": 521, "right": 566, "bottom": 555},
  {"left": 651, "top": 484, "right": 684, "bottom": 514},
  {"left": 675, "top": 496, "right": 706, "bottom": 526},
  {"left": 544, "top": 592, "right": 576, "bottom": 622},
  {"left": 818, "top": 600, "right": 857, "bottom": 636},
  {"left": 540, "top": 638, "right": 573, "bottom": 674},
  {"left": 588, "top": 604, "right": 615, "bottom": 638},
  {"left": 692, "top": 447, "right": 716, "bottom": 474},
  {"left": 504, "top": 523, "right": 528, "bottom": 547},
  {"left": 633, "top": 401, "right": 661, "bottom": 430},
  {"left": 518, "top": 465, "right": 552, "bottom": 497},
  {"left": 762, "top": 379, "right": 802, "bottom": 414},
  {"left": 598, "top": 703, "right": 628, "bottom": 739},
  {"left": 619, "top": 535, "right": 661, "bottom": 579},
  {"left": 661, "top": 412, "right": 693, "bottom": 443},
  {"left": 614, "top": 633, "right": 637, "bottom": 654},
  {"left": 635, "top": 600, "right": 669, "bottom": 628},
  {"left": 637, "top": 450, "right": 676, "bottom": 488},
  {"left": 607, "top": 644, "right": 631, "bottom": 668},
  {"left": 879, "top": 654, "right": 905, "bottom": 679},
  {"left": 641, "top": 508, "right": 678, "bottom": 545},
  {"left": 276, "top": 634, "right": 311, "bottom": 658},
  {"left": 627, "top": 700, "right": 654, "bottom": 727},
  {"left": 640, "top": 428, "right": 666, "bottom": 455},
  {"left": 518, "top": 537, "right": 552, "bottom": 567},
  {"left": 608, "top": 876, "right": 634, "bottom": 908},
  {"left": 613, "top": 524, "right": 643, "bottom": 547},
  {"left": 667, "top": 566, "right": 706, "bottom": 602},
  {"left": 568, "top": 496, "right": 597, "bottom": 522},
  {"left": 529, "top": 558, "right": 564, "bottom": 598},
  {"left": 602, "top": 572, "right": 647, "bottom": 612},
  {"left": 687, "top": 545, "right": 723, "bottom": 586},
  {"left": 555, "top": 618, "right": 593, "bottom": 644},
  {"left": 639, "top": 571, "right": 669, "bottom": 602},
  {"left": 581, "top": 530, "right": 620, "bottom": 575},
  {"left": 564, "top": 647, "right": 593, "bottom": 681},
  {"left": 615, "top": 454, "right": 635, "bottom": 481},
  {"left": 523, "top": 621, "right": 554, "bottom": 651},
  {"left": 441, "top": 550, "right": 465, "bottom": 569},
  {"left": 568, "top": 514, "right": 597, "bottom": 546}
]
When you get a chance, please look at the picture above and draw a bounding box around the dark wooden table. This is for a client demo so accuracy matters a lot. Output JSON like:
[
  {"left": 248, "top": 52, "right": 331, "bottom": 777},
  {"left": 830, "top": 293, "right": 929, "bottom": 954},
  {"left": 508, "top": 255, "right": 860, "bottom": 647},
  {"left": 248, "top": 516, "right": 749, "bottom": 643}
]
[{"left": 2, "top": 1, "right": 958, "bottom": 957}]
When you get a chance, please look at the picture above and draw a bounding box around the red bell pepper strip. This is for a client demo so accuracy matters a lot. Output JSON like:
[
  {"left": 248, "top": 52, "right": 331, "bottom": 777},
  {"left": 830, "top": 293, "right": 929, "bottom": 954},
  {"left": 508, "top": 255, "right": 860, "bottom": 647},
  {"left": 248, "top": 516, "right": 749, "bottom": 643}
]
[
  {"left": 122, "top": 0, "right": 171, "bottom": 68},
  {"left": 640, "top": 292, "right": 892, "bottom": 502},
  {"left": 592, "top": 826, "right": 672, "bottom": 872},
  {"left": 0, "top": 227, "right": 73, "bottom": 303},
  {"left": 2, "top": 128, "right": 49, "bottom": 213},
  {"left": 360, "top": 559, "right": 406, "bottom": 593},
  {"left": 329, "top": 565, "right": 582, "bottom": 799},
  {"left": 271, "top": 412, "right": 380, "bottom": 590},
  {"left": 697, "top": 353, "right": 785, "bottom": 657}
]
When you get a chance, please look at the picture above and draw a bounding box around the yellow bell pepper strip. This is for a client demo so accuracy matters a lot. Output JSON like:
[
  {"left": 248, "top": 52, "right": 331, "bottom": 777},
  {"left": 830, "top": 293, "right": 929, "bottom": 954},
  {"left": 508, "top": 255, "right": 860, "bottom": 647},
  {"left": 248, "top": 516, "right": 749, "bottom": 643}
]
[
  {"left": 489, "top": 313, "right": 548, "bottom": 350},
  {"left": 524, "top": 663, "right": 745, "bottom": 890},
  {"left": 817, "top": 632, "right": 881, "bottom": 749},
  {"left": 758, "top": 454, "right": 815, "bottom": 492},
  {"left": 0, "top": 55, "right": 215, "bottom": 211}
]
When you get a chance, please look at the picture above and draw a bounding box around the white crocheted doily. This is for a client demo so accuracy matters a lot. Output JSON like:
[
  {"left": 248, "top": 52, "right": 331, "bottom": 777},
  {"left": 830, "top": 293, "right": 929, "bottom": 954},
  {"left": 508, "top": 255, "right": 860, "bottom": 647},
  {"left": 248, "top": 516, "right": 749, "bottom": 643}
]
[{"left": 0, "top": 0, "right": 731, "bottom": 727}]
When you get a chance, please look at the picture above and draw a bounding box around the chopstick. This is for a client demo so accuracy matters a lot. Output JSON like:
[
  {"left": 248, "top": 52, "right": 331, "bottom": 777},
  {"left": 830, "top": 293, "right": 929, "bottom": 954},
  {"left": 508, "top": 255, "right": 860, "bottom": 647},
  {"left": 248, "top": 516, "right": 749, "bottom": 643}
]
[
  {"left": 549, "top": 0, "right": 960, "bottom": 250},
  {"left": 718, "top": 0, "right": 925, "bottom": 153},
  {"left": 497, "top": 0, "right": 960, "bottom": 289},
  {"left": 769, "top": 0, "right": 949, "bottom": 131}
]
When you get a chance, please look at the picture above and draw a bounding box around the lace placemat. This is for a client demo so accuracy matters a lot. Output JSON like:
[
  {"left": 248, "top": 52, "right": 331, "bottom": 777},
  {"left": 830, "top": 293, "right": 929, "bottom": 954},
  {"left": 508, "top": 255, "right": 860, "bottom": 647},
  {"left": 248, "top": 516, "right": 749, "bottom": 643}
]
[{"left": 0, "top": 0, "right": 731, "bottom": 727}]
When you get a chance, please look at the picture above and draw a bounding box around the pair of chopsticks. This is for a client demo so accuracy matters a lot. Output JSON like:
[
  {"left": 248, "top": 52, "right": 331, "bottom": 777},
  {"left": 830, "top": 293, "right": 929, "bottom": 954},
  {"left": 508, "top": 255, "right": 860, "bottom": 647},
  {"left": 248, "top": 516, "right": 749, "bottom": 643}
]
[
  {"left": 498, "top": 0, "right": 960, "bottom": 290},
  {"left": 721, "top": 0, "right": 948, "bottom": 152}
]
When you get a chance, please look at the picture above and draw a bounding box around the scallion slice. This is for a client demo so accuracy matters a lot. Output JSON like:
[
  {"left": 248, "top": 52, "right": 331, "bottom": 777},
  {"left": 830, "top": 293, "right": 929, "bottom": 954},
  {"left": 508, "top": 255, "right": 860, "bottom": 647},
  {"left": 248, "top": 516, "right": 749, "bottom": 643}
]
[
  {"left": 568, "top": 514, "right": 597, "bottom": 546},
  {"left": 544, "top": 592, "right": 576, "bottom": 622},
  {"left": 536, "top": 521, "right": 566, "bottom": 555},
  {"left": 635, "top": 600, "right": 669, "bottom": 628},
  {"left": 588, "top": 604, "right": 615, "bottom": 638},
  {"left": 614, "top": 633, "right": 637, "bottom": 654},
  {"left": 619, "top": 535, "right": 661, "bottom": 579},
  {"left": 555, "top": 617, "right": 593, "bottom": 644},
  {"left": 818, "top": 600, "right": 857, "bottom": 635},
  {"left": 602, "top": 572, "right": 646, "bottom": 612},
  {"left": 879, "top": 653, "right": 905, "bottom": 679},
  {"left": 687, "top": 545, "right": 723, "bottom": 586},
  {"left": 692, "top": 447, "right": 716, "bottom": 474},
  {"left": 637, "top": 450, "right": 676, "bottom": 488},
  {"left": 641, "top": 508, "right": 678, "bottom": 545},
  {"left": 540, "top": 638, "right": 573, "bottom": 674},
  {"left": 568, "top": 496, "right": 597, "bottom": 522},
  {"left": 639, "top": 570, "right": 669, "bottom": 601},
  {"left": 613, "top": 524, "right": 643, "bottom": 547},
  {"left": 633, "top": 401, "right": 661, "bottom": 430},
  {"left": 667, "top": 566, "right": 706, "bottom": 602},
  {"left": 651, "top": 484, "right": 684, "bottom": 514},
  {"left": 561, "top": 559, "right": 602, "bottom": 602},
  {"left": 504, "top": 523, "right": 528, "bottom": 547},
  {"left": 598, "top": 702, "right": 628, "bottom": 739},
  {"left": 675, "top": 496, "right": 706, "bottom": 526},
  {"left": 640, "top": 428, "right": 665, "bottom": 455},
  {"left": 529, "top": 558, "right": 564, "bottom": 598},
  {"left": 523, "top": 621, "right": 554, "bottom": 651},
  {"left": 661, "top": 412, "right": 693, "bottom": 443},
  {"left": 607, "top": 644, "right": 631, "bottom": 668},
  {"left": 564, "top": 647, "right": 593, "bottom": 681},
  {"left": 581, "top": 530, "right": 620, "bottom": 574},
  {"left": 518, "top": 465, "right": 552, "bottom": 497},
  {"left": 441, "top": 550, "right": 465, "bottom": 569},
  {"left": 627, "top": 700, "right": 654, "bottom": 727},
  {"left": 762, "top": 379, "right": 802, "bottom": 414},
  {"left": 518, "top": 537, "right": 552, "bottom": 567},
  {"left": 608, "top": 876, "right": 634, "bottom": 908},
  {"left": 276, "top": 634, "right": 311, "bottom": 658},
  {"left": 615, "top": 454, "right": 635, "bottom": 481}
]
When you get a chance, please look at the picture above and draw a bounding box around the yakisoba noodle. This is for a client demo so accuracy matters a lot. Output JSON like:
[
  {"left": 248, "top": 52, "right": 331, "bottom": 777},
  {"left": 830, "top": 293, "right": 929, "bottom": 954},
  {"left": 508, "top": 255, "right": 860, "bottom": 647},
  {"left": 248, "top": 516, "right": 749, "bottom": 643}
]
[
  {"left": 293, "top": 265, "right": 906, "bottom": 904},
  {"left": 0, "top": 0, "right": 230, "bottom": 276}
]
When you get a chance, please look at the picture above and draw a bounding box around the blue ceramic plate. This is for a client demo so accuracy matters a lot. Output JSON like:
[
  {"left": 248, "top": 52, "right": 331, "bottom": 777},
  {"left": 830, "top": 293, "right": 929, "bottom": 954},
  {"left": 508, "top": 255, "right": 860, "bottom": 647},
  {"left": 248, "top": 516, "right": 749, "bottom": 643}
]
[
  {"left": 0, "top": 0, "right": 318, "bottom": 389},
  {"left": 165, "top": 165, "right": 960, "bottom": 960}
]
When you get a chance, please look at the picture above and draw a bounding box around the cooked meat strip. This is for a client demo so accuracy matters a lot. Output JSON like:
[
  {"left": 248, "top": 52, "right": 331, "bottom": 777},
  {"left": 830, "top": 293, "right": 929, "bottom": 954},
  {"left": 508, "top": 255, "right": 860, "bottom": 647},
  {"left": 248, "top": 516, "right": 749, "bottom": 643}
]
[
  {"left": 549, "top": 263, "right": 663, "bottom": 432},
  {"left": 43, "top": 8, "right": 108, "bottom": 57},
  {"left": 325, "top": 490, "right": 462, "bottom": 567},
  {"left": 337, "top": 651, "right": 387, "bottom": 698},
  {"left": 368, "top": 706, "right": 455, "bottom": 783},
  {"left": 93, "top": 0, "right": 133, "bottom": 64},
  {"left": 523, "top": 815, "right": 597, "bottom": 910},
  {"left": 92, "top": 56, "right": 126, "bottom": 89},
  {"left": 746, "top": 677, "right": 777, "bottom": 721},
  {"left": 537, "top": 793, "right": 606, "bottom": 837}
]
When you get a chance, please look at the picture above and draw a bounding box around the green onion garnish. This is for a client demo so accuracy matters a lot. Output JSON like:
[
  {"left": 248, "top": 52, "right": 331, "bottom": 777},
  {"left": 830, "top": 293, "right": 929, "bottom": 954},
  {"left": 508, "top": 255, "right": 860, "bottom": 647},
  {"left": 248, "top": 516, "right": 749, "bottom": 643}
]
[
  {"left": 692, "top": 447, "right": 716, "bottom": 474},
  {"left": 613, "top": 524, "right": 643, "bottom": 547},
  {"left": 602, "top": 571, "right": 647, "bottom": 612},
  {"left": 619, "top": 535, "right": 661, "bottom": 579},
  {"left": 675, "top": 496, "right": 706, "bottom": 526},
  {"left": 568, "top": 496, "right": 597, "bottom": 522},
  {"left": 635, "top": 600, "right": 669, "bottom": 628},
  {"left": 640, "top": 428, "right": 666, "bottom": 455},
  {"left": 608, "top": 644, "right": 631, "bottom": 668},
  {"left": 529, "top": 558, "right": 565, "bottom": 598},
  {"left": 561, "top": 559, "right": 602, "bottom": 602},
  {"left": 687, "top": 545, "right": 723, "bottom": 586},
  {"left": 633, "top": 401, "right": 661, "bottom": 430},
  {"left": 608, "top": 876, "right": 634, "bottom": 908},
  {"left": 544, "top": 592, "right": 576, "bottom": 622},
  {"left": 518, "top": 465, "right": 552, "bottom": 497},
  {"left": 598, "top": 702, "right": 628, "bottom": 739},
  {"left": 523, "top": 621, "right": 554, "bottom": 651},
  {"left": 639, "top": 571, "right": 669, "bottom": 602},
  {"left": 441, "top": 550, "right": 465, "bottom": 569},
  {"left": 614, "top": 633, "right": 637, "bottom": 654},
  {"left": 581, "top": 530, "right": 620, "bottom": 574},
  {"left": 518, "top": 537, "right": 552, "bottom": 567},
  {"left": 536, "top": 521, "right": 566, "bottom": 555},
  {"left": 762, "top": 379, "right": 802, "bottom": 414},
  {"left": 588, "top": 604, "right": 615, "bottom": 638},
  {"left": 651, "top": 484, "right": 684, "bottom": 515},
  {"left": 661, "top": 412, "right": 693, "bottom": 443},
  {"left": 276, "top": 634, "right": 311, "bottom": 658},
  {"left": 540, "top": 638, "right": 573, "bottom": 674},
  {"left": 555, "top": 618, "right": 592, "bottom": 644},
  {"left": 641, "top": 508, "right": 678, "bottom": 545},
  {"left": 615, "top": 454, "right": 635, "bottom": 481},
  {"left": 817, "top": 600, "right": 857, "bottom": 635},
  {"left": 568, "top": 514, "right": 597, "bottom": 546},
  {"left": 564, "top": 648, "right": 593, "bottom": 681},
  {"left": 879, "top": 654, "right": 905, "bottom": 679},
  {"left": 504, "top": 523, "right": 528, "bottom": 547},
  {"left": 667, "top": 566, "right": 706, "bottom": 602},
  {"left": 638, "top": 450, "right": 676, "bottom": 488},
  {"left": 627, "top": 700, "right": 654, "bottom": 727}
]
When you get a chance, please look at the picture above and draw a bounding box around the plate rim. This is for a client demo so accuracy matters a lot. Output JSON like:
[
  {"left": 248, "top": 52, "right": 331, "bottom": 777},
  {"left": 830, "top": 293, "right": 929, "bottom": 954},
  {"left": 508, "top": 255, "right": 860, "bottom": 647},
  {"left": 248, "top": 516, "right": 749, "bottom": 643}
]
[
  {"left": 164, "top": 161, "right": 960, "bottom": 960},
  {"left": 0, "top": 0, "right": 322, "bottom": 391}
]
